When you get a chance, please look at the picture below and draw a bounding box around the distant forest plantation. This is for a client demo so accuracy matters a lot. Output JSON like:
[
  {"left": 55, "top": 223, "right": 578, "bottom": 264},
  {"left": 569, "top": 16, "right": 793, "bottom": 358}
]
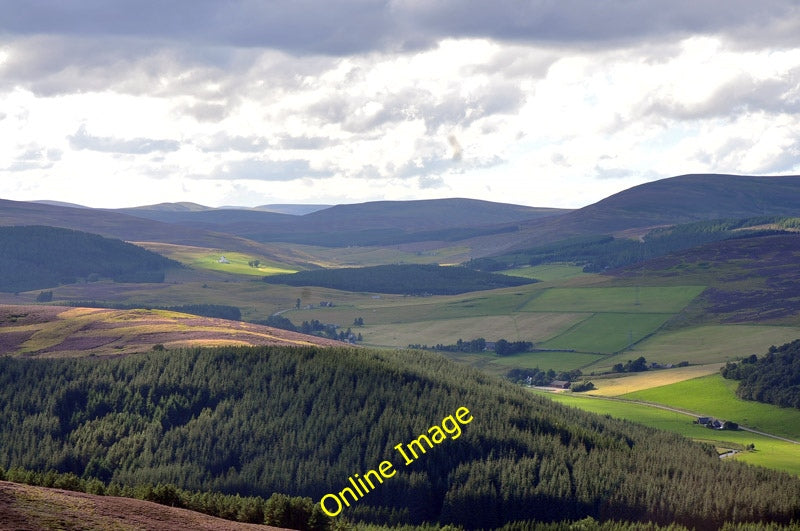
[
  {"left": 0, "top": 226, "right": 179, "bottom": 292},
  {"left": 263, "top": 264, "right": 536, "bottom": 295}
]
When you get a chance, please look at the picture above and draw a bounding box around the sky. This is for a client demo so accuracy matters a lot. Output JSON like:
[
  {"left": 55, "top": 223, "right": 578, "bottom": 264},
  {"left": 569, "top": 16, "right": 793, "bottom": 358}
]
[{"left": 1, "top": 1, "right": 800, "bottom": 209}]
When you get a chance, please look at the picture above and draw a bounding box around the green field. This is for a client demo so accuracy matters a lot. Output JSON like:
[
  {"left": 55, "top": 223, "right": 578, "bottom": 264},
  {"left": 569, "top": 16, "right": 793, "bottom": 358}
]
[
  {"left": 189, "top": 252, "right": 296, "bottom": 276},
  {"left": 539, "top": 312, "right": 672, "bottom": 353},
  {"left": 585, "top": 364, "right": 723, "bottom": 396},
  {"left": 138, "top": 242, "right": 300, "bottom": 276},
  {"left": 520, "top": 286, "right": 705, "bottom": 313},
  {"left": 623, "top": 374, "right": 800, "bottom": 441},
  {"left": 623, "top": 324, "right": 800, "bottom": 366},
  {"left": 267, "top": 242, "right": 473, "bottom": 267},
  {"left": 361, "top": 312, "right": 583, "bottom": 348},
  {"left": 542, "top": 392, "right": 800, "bottom": 476},
  {"left": 490, "top": 350, "right": 604, "bottom": 371},
  {"left": 502, "top": 263, "right": 586, "bottom": 282}
]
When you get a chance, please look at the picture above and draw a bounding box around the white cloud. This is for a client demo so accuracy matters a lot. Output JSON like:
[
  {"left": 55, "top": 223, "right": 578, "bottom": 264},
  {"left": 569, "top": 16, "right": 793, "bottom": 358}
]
[{"left": 1, "top": 3, "right": 800, "bottom": 209}]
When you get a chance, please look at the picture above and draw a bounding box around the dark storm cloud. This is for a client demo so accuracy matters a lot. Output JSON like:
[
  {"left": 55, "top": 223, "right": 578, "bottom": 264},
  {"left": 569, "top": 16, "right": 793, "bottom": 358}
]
[
  {"left": 69, "top": 125, "right": 180, "bottom": 154},
  {"left": 2, "top": 1, "right": 798, "bottom": 56}
]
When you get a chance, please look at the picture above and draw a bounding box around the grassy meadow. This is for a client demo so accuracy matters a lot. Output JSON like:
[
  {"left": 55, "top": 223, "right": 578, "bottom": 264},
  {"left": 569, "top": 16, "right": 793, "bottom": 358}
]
[
  {"left": 585, "top": 364, "right": 724, "bottom": 395},
  {"left": 519, "top": 285, "right": 706, "bottom": 313},
  {"left": 265, "top": 241, "right": 473, "bottom": 267},
  {"left": 621, "top": 324, "right": 800, "bottom": 365},
  {"left": 539, "top": 312, "right": 673, "bottom": 353},
  {"left": 138, "top": 243, "right": 298, "bottom": 276},
  {"left": 502, "top": 263, "right": 586, "bottom": 282},
  {"left": 623, "top": 373, "right": 800, "bottom": 441},
  {"left": 542, "top": 392, "right": 800, "bottom": 476}
]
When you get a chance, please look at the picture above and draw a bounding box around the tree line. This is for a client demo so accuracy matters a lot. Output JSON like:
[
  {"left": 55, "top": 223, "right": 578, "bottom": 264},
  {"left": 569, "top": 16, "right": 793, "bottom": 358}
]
[
  {"left": 264, "top": 264, "right": 536, "bottom": 295},
  {"left": 0, "top": 225, "right": 178, "bottom": 292},
  {"left": 721, "top": 339, "right": 800, "bottom": 409},
  {"left": 0, "top": 345, "right": 799, "bottom": 528},
  {"left": 407, "top": 338, "right": 532, "bottom": 356}
]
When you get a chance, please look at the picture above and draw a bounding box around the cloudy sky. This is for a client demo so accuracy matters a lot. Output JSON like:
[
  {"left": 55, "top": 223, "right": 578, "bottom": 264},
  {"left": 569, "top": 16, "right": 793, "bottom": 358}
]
[{"left": 1, "top": 1, "right": 800, "bottom": 209}]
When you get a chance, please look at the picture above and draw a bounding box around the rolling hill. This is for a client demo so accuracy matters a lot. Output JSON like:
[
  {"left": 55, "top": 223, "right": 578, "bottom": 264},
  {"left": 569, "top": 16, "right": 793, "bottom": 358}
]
[
  {"left": 0, "top": 304, "right": 343, "bottom": 356},
  {"left": 470, "top": 174, "right": 800, "bottom": 256},
  {"left": 0, "top": 226, "right": 180, "bottom": 292},
  {"left": 1, "top": 344, "right": 799, "bottom": 528},
  {"left": 119, "top": 197, "right": 568, "bottom": 247},
  {"left": 0, "top": 198, "right": 317, "bottom": 269},
  {"left": 611, "top": 231, "right": 800, "bottom": 323},
  {"left": 3, "top": 174, "right": 800, "bottom": 528},
  {"left": 558, "top": 173, "right": 800, "bottom": 231},
  {"left": 7, "top": 173, "right": 800, "bottom": 263}
]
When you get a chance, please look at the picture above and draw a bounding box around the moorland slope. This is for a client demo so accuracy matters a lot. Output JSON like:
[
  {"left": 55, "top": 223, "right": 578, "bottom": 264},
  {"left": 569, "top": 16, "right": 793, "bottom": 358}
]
[
  {"left": 0, "top": 304, "right": 343, "bottom": 357},
  {"left": 0, "top": 480, "right": 280, "bottom": 531},
  {"left": 474, "top": 174, "right": 800, "bottom": 255}
]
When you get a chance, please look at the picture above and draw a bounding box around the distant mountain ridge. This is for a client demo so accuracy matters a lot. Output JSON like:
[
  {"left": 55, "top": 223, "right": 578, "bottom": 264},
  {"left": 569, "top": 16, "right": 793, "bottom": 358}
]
[
  {"left": 0, "top": 197, "right": 314, "bottom": 268},
  {"left": 115, "top": 197, "right": 567, "bottom": 247},
  {"left": 481, "top": 174, "right": 800, "bottom": 254},
  {"left": 5, "top": 174, "right": 800, "bottom": 256}
]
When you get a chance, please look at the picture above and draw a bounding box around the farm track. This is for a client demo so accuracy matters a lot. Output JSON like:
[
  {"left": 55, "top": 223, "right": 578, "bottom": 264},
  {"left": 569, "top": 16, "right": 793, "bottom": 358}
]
[{"left": 580, "top": 394, "right": 800, "bottom": 445}]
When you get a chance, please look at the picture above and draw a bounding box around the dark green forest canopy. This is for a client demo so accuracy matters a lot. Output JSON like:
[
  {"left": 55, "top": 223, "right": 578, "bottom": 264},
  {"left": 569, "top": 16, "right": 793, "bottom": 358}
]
[
  {"left": 263, "top": 264, "right": 536, "bottom": 295},
  {"left": 0, "top": 346, "right": 798, "bottom": 529},
  {"left": 0, "top": 225, "right": 179, "bottom": 292},
  {"left": 722, "top": 339, "right": 800, "bottom": 409}
]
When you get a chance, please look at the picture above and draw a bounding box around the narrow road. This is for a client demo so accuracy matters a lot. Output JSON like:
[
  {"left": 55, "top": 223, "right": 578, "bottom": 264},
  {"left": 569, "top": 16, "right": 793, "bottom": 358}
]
[{"left": 579, "top": 394, "right": 800, "bottom": 445}]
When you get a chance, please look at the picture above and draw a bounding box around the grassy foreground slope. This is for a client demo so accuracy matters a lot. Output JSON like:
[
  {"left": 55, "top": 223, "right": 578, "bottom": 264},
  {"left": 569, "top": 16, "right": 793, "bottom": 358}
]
[{"left": 1, "top": 345, "right": 799, "bottom": 529}]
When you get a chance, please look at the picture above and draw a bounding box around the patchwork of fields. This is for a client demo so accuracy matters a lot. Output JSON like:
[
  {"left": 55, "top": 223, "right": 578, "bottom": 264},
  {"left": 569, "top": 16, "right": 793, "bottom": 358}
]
[
  {"left": 544, "top": 391, "right": 800, "bottom": 476},
  {"left": 9, "top": 241, "right": 800, "bottom": 481}
]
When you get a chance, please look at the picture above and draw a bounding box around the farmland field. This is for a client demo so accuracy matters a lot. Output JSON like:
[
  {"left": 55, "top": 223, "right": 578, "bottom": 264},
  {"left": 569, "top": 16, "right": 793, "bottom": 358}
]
[
  {"left": 519, "top": 286, "right": 706, "bottom": 313},
  {"left": 266, "top": 241, "right": 472, "bottom": 267},
  {"left": 585, "top": 364, "right": 724, "bottom": 395},
  {"left": 489, "top": 350, "right": 605, "bottom": 371},
  {"left": 361, "top": 312, "right": 583, "bottom": 348},
  {"left": 541, "top": 392, "right": 800, "bottom": 476},
  {"left": 623, "top": 374, "right": 800, "bottom": 441},
  {"left": 539, "top": 312, "right": 673, "bottom": 353},
  {"left": 621, "top": 324, "right": 800, "bottom": 366},
  {"left": 502, "top": 263, "right": 586, "bottom": 282},
  {"left": 138, "top": 243, "right": 298, "bottom": 276}
]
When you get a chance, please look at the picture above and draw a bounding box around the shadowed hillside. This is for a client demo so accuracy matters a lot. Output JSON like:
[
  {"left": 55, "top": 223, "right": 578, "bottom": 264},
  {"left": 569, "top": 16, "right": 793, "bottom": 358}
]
[
  {"left": 611, "top": 232, "right": 800, "bottom": 323},
  {"left": 473, "top": 174, "right": 800, "bottom": 255},
  {"left": 0, "top": 199, "right": 316, "bottom": 268},
  {"left": 119, "top": 198, "right": 568, "bottom": 247}
]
